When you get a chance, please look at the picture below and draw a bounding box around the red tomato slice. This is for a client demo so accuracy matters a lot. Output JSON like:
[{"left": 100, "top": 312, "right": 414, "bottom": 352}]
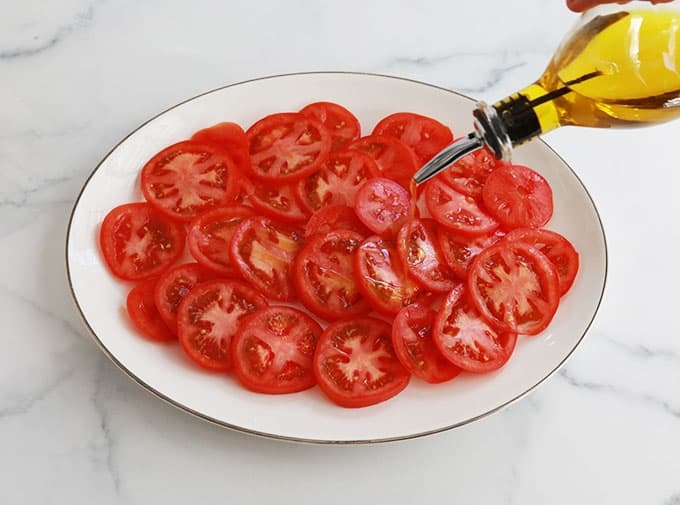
[
  {"left": 440, "top": 145, "right": 499, "bottom": 197},
  {"left": 433, "top": 285, "right": 517, "bottom": 373},
  {"left": 187, "top": 205, "right": 255, "bottom": 275},
  {"left": 313, "top": 317, "right": 410, "bottom": 408},
  {"left": 99, "top": 203, "right": 185, "bottom": 281},
  {"left": 438, "top": 229, "right": 506, "bottom": 279},
  {"left": 504, "top": 228, "right": 579, "bottom": 295},
  {"left": 392, "top": 303, "right": 461, "bottom": 383},
  {"left": 293, "top": 230, "right": 370, "bottom": 321},
  {"left": 140, "top": 140, "right": 239, "bottom": 222},
  {"left": 425, "top": 178, "right": 499, "bottom": 237},
  {"left": 246, "top": 180, "right": 309, "bottom": 223},
  {"left": 305, "top": 204, "right": 370, "bottom": 238},
  {"left": 354, "top": 177, "right": 412, "bottom": 238},
  {"left": 246, "top": 112, "right": 331, "bottom": 182},
  {"left": 295, "top": 150, "right": 379, "bottom": 213},
  {"left": 191, "top": 122, "right": 251, "bottom": 174},
  {"left": 372, "top": 112, "right": 453, "bottom": 165},
  {"left": 299, "top": 102, "right": 361, "bottom": 151},
  {"left": 468, "top": 241, "right": 559, "bottom": 335},
  {"left": 482, "top": 165, "right": 553, "bottom": 229},
  {"left": 232, "top": 306, "right": 322, "bottom": 394},
  {"left": 350, "top": 135, "right": 419, "bottom": 188},
  {"left": 177, "top": 279, "right": 268, "bottom": 371},
  {"left": 397, "top": 218, "right": 458, "bottom": 293},
  {"left": 154, "top": 263, "right": 215, "bottom": 332},
  {"left": 126, "top": 279, "right": 175, "bottom": 342},
  {"left": 354, "top": 236, "right": 423, "bottom": 315},
  {"left": 230, "top": 216, "right": 305, "bottom": 301}
]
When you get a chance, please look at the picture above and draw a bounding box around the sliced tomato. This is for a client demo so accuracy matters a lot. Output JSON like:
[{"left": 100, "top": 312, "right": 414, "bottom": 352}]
[
  {"left": 425, "top": 178, "right": 499, "bottom": 237},
  {"left": 299, "top": 102, "right": 361, "bottom": 151},
  {"left": 504, "top": 228, "right": 579, "bottom": 295},
  {"left": 140, "top": 140, "right": 239, "bottom": 221},
  {"left": 433, "top": 285, "right": 517, "bottom": 373},
  {"left": 438, "top": 229, "right": 506, "bottom": 279},
  {"left": 305, "top": 204, "right": 369, "bottom": 238},
  {"left": 177, "top": 279, "right": 268, "bottom": 371},
  {"left": 187, "top": 205, "right": 255, "bottom": 275},
  {"left": 313, "top": 317, "right": 410, "bottom": 408},
  {"left": 482, "top": 164, "right": 553, "bottom": 229},
  {"left": 99, "top": 203, "right": 185, "bottom": 281},
  {"left": 373, "top": 112, "right": 453, "bottom": 165},
  {"left": 154, "top": 263, "right": 215, "bottom": 332},
  {"left": 468, "top": 241, "right": 559, "bottom": 335},
  {"left": 350, "top": 135, "right": 419, "bottom": 188},
  {"left": 246, "top": 112, "right": 331, "bottom": 182},
  {"left": 397, "top": 218, "right": 457, "bottom": 293},
  {"left": 439, "top": 145, "right": 499, "bottom": 197},
  {"left": 191, "top": 122, "right": 251, "bottom": 174},
  {"left": 126, "top": 279, "right": 175, "bottom": 342},
  {"left": 294, "top": 230, "right": 370, "bottom": 321},
  {"left": 354, "top": 236, "right": 423, "bottom": 315},
  {"left": 232, "top": 306, "right": 322, "bottom": 394},
  {"left": 295, "top": 150, "right": 379, "bottom": 213},
  {"left": 354, "top": 177, "right": 412, "bottom": 238},
  {"left": 247, "top": 180, "right": 309, "bottom": 223},
  {"left": 230, "top": 216, "right": 305, "bottom": 301},
  {"left": 392, "top": 303, "right": 460, "bottom": 383}
]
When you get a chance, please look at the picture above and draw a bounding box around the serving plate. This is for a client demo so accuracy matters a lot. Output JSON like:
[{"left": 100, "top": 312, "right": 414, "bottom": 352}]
[{"left": 66, "top": 72, "right": 607, "bottom": 443}]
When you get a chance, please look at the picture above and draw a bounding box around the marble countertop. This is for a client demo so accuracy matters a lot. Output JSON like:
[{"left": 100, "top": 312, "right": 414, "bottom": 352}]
[{"left": 2, "top": 1, "right": 679, "bottom": 503}]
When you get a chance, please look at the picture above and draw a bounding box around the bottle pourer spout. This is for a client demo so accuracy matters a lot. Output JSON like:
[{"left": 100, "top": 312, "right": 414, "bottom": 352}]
[{"left": 412, "top": 132, "right": 484, "bottom": 184}]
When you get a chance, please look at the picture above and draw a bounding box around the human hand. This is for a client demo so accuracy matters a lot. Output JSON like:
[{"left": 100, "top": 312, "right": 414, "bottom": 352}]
[{"left": 567, "top": 0, "right": 673, "bottom": 12}]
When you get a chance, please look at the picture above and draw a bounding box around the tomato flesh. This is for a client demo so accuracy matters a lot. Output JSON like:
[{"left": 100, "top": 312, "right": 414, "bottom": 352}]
[
  {"left": 439, "top": 146, "right": 499, "bottom": 197},
  {"left": 373, "top": 112, "right": 453, "bottom": 164},
  {"left": 126, "top": 279, "right": 175, "bottom": 342},
  {"left": 154, "top": 263, "right": 215, "bottom": 332},
  {"left": 354, "top": 177, "right": 412, "bottom": 238},
  {"left": 191, "top": 122, "right": 251, "bottom": 175},
  {"left": 247, "top": 180, "right": 309, "bottom": 223},
  {"left": 350, "top": 135, "right": 418, "bottom": 188},
  {"left": 305, "top": 204, "right": 369, "bottom": 238},
  {"left": 438, "top": 229, "right": 506, "bottom": 279},
  {"left": 300, "top": 102, "right": 361, "bottom": 151}
]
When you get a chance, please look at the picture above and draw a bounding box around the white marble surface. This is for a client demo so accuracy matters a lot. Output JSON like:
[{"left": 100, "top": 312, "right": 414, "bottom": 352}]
[{"left": 2, "top": 0, "right": 679, "bottom": 503}]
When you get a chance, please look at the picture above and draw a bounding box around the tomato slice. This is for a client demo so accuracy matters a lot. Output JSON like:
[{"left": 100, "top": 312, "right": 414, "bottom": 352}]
[
  {"left": 482, "top": 165, "right": 553, "bottom": 229},
  {"left": 126, "top": 279, "right": 175, "bottom": 342},
  {"left": 187, "top": 205, "right": 255, "bottom": 275},
  {"left": 438, "top": 229, "right": 506, "bottom": 279},
  {"left": 232, "top": 306, "right": 322, "bottom": 394},
  {"left": 313, "top": 317, "right": 410, "bottom": 408},
  {"left": 397, "top": 218, "right": 458, "bottom": 293},
  {"left": 140, "top": 141, "right": 239, "bottom": 222},
  {"left": 177, "top": 279, "right": 268, "bottom": 371},
  {"left": 425, "top": 178, "right": 499, "bottom": 237},
  {"left": 350, "top": 135, "right": 418, "bottom": 188},
  {"left": 354, "top": 177, "right": 412, "bottom": 238},
  {"left": 191, "top": 122, "right": 251, "bottom": 174},
  {"left": 439, "top": 145, "right": 499, "bottom": 197},
  {"left": 305, "top": 204, "right": 369, "bottom": 238},
  {"left": 247, "top": 180, "right": 309, "bottom": 223},
  {"left": 392, "top": 303, "right": 461, "bottom": 383},
  {"left": 99, "top": 203, "right": 185, "bottom": 281},
  {"left": 154, "top": 263, "right": 215, "bottom": 332},
  {"left": 299, "top": 102, "right": 361, "bottom": 151},
  {"left": 433, "top": 285, "right": 517, "bottom": 373},
  {"left": 354, "top": 236, "right": 423, "bottom": 315},
  {"left": 468, "top": 241, "right": 559, "bottom": 335},
  {"left": 372, "top": 112, "right": 453, "bottom": 165},
  {"left": 230, "top": 216, "right": 305, "bottom": 301},
  {"left": 294, "top": 230, "right": 370, "bottom": 321},
  {"left": 295, "top": 150, "right": 379, "bottom": 214},
  {"left": 246, "top": 112, "right": 331, "bottom": 182},
  {"left": 504, "top": 228, "right": 579, "bottom": 295}
]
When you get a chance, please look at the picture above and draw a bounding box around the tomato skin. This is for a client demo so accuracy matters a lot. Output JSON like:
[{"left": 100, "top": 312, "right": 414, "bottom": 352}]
[
  {"left": 313, "top": 317, "right": 410, "bottom": 408},
  {"left": 299, "top": 102, "right": 361, "bottom": 151},
  {"left": 154, "top": 263, "right": 215, "bottom": 332},
  {"left": 392, "top": 303, "right": 461, "bottom": 383},
  {"left": 433, "top": 285, "right": 517, "bottom": 373},
  {"left": 100, "top": 203, "right": 185, "bottom": 281},
  {"left": 350, "top": 135, "right": 419, "bottom": 188},
  {"left": 177, "top": 279, "right": 268, "bottom": 371},
  {"left": 246, "top": 180, "right": 309, "bottom": 223},
  {"left": 187, "top": 205, "right": 255, "bottom": 275},
  {"left": 304, "top": 204, "right": 370, "bottom": 238},
  {"left": 354, "top": 177, "right": 413, "bottom": 238},
  {"left": 190, "top": 122, "right": 251, "bottom": 174},
  {"left": 482, "top": 165, "right": 553, "bottom": 229},
  {"left": 438, "top": 229, "right": 506, "bottom": 279},
  {"left": 232, "top": 306, "right": 322, "bottom": 394},
  {"left": 246, "top": 112, "right": 332, "bottom": 182},
  {"left": 126, "top": 279, "right": 175, "bottom": 342},
  {"left": 468, "top": 241, "right": 559, "bottom": 335},
  {"left": 294, "top": 230, "right": 370, "bottom": 321},
  {"left": 373, "top": 112, "right": 453, "bottom": 164},
  {"left": 439, "top": 145, "right": 499, "bottom": 197},
  {"left": 140, "top": 141, "right": 239, "bottom": 222}
]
